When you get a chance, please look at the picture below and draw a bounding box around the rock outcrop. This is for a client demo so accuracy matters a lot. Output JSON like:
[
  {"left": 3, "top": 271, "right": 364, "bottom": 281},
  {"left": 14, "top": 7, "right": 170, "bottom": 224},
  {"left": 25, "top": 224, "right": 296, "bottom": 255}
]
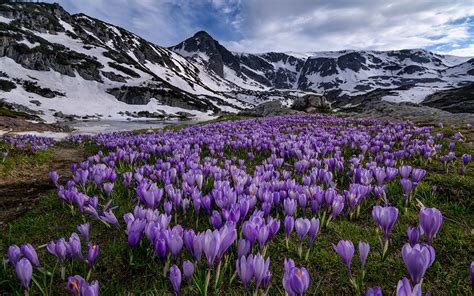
[
  {"left": 421, "top": 84, "right": 474, "bottom": 113},
  {"left": 292, "top": 94, "right": 331, "bottom": 113},
  {"left": 239, "top": 100, "right": 299, "bottom": 117}
]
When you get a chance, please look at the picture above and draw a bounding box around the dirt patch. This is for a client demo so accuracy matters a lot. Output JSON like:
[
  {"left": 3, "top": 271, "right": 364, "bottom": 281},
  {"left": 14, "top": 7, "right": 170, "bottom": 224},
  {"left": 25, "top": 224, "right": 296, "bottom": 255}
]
[{"left": 0, "top": 145, "right": 84, "bottom": 226}]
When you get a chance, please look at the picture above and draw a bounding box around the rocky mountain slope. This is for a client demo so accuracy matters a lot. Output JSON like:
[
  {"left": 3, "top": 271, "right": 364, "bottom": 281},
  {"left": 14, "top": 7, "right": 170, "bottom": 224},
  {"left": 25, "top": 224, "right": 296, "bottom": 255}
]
[
  {"left": 0, "top": 2, "right": 473, "bottom": 122},
  {"left": 172, "top": 31, "right": 473, "bottom": 105}
]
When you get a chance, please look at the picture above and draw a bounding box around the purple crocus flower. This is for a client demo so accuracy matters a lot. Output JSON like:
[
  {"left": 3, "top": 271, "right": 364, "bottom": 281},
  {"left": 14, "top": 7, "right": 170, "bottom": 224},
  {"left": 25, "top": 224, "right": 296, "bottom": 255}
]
[
  {"left": 284, "top": 216, "right": 295, "bottom": 239},
  {"left": 217, "top": 225, "right": 237, "bottom": 263},
  {"left": 470, "top": 262, "right": 474, "bottom": 290},
  {"left": 419, "top": 207, "right": 443, "bottom": 244},
  {"left": 396, "top": 277, "right": 422, "bottom": 296},
  {"left": 167, "top": 231, "right": 184, "bottom": 261},
  {"left": 267, "top": 217, "right": 280, "bottom": 239},
  {"left": 284, "top": 198, "right": 297, "bottom": 216},
  {"left": 386, "top": 167, "right": 398, "bottom": 181},
  {"left": 203, "top": 229, "right": 220, "bottom": 269},
  {"left": 103, "top": 182, "right": 114, "bottom": 196},
  {"left": 372, "top": 205, "right": 399, "bottom": 240},
  {"left": 153, "top": 233, "right": 168, "bottom": 264},
  {"left": 283, "top": 264, "right": 310, "bottom": 296},
  {"left": 123, "top": 172, "right": 132, "bottom": 187},
  {"left": 262, "top": 271, "right": 272, "bottom": 290},
  {"left": 101, "top": 209, "right": 120, "bottom": 229},
  {"left": 252, "top": 253, "right": 270, "bottom": 290},
  {"left": 411, "top": 169, "right": 426, "bottom": 186},
  {"left": 402, "top": 243, "right": 435, "bottom": 284},
  {"left": 358, "top": 241, "right": 370, "bottom": 270},
  {"left": 256, "top": 225, "right": 270, "bottom": 251},
  {"left": 183, "top": 229, "right": 196, "bottom": 257},
  {"left": 308, "top": 218, "right": 320, "bottom": 247},
  {"left": 210, "top": 211, "right": 222, "bottom": 229},
  {"left": 333, "top": 240, "right": 355, "bottom": 277},
  {"left": 86, "top": 243, "right": 99, "bottom": 268},
  {"left": 295, "top": 218, "right": 311, "bottom": 241},
  {"left": 331, "top": 196, "right": 345, "bottom": 219},
  {"left": 15, "top": 258, "right": 32, "bottom": 290},
  {"left": 374, "top": 168, "right": 386, "bottom": 186},
  {"left": 49, "top": 171, "right": 59, "bottom": 186},
  {"left": 80, "top": 280, "right": 99, "bottom": 296},
  {"left": 68, "top": 233, "right": 82, "bottom": 260},
  {"left": 365, "top": 287, "right": 382, "bottom": 296},
  {"left": 183, "top": 260, "right": 194, "bottom": 285},
  {"left": 237, "top": 239, "right": 251, "bottom": 258},
  {"left": 399, "top": 166, "right": 412, "bottom": 179},
  {"left": 236, "top": 254, "right": 254, "bottom": 291},
  {"left": 168, "top": 264, "right": 181, "bottom": 295},
  {"left": 462, "top": 154, "right": 472, "bottom": 166},
  {"left": 127, "top": 218, "right": 146, "bottom": 247},
  {"left": 78, "top": 223, "right": 90, "bottom": 245},
  {"left": 407, "top": 226, "right": 420, "bottom": 246},
  {"left": 67, "top": 275, "right": 85, "bottom": 295},
  {"left": 400, "top": 179, "right": 413, "bottom": 204},
  {"left": 47, "top": 238, "right": 68, "bottom": 265},
  {"left": 7, "top": 245, "right": 21, "bottom": 266}
]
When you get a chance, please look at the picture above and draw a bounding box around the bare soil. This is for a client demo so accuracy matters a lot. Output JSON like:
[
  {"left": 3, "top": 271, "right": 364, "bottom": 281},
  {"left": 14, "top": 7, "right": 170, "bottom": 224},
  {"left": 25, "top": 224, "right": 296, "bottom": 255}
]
[{"left": 0, "top": 145, "right": 84, "bottom": 227}]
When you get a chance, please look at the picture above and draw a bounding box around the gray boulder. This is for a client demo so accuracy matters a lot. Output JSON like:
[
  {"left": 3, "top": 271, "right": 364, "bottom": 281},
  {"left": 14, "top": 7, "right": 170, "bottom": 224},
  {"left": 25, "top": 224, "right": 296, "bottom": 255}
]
[
  {"left": 292, "top": 94, "right": 331, "bottom": 112},
  {"left": 239, "top": 100, "right": 299, "bottom": 117}
]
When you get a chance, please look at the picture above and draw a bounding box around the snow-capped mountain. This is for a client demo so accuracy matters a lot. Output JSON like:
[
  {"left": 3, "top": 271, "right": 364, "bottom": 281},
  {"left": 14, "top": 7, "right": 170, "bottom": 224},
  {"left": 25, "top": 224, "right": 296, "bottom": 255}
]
[
  {"left": 172, "top": 31, "right": 473, "bottom": 104},
  {"left": 0, "top": 2, "right": 472, "bottom": 122}
]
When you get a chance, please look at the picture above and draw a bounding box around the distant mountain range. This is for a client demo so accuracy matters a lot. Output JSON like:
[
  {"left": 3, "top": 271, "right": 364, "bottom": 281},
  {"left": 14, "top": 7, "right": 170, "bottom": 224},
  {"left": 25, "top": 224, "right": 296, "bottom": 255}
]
[{"left": 0, "top": 2, "right": 473, "bottom": 122}]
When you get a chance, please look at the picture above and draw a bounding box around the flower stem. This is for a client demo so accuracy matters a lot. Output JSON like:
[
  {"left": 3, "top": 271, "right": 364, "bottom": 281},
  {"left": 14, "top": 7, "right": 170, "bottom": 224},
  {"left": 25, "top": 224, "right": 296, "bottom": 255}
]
[
  {"left": 214, "top": 261, "right": 222, "bottom": 291},
  {"left": 204, "top": 269, "right": 211, "bottom": 296}
]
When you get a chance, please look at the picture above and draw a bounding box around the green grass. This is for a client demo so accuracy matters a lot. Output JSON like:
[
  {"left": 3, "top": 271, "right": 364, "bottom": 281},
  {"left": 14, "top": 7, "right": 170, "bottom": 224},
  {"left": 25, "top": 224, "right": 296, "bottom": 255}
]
[
  {"left": 0, "top": 106, "right": 32, "bottom": 119},
  {"left": 0, "top": 148, "right": 54, "bottom": 177}
]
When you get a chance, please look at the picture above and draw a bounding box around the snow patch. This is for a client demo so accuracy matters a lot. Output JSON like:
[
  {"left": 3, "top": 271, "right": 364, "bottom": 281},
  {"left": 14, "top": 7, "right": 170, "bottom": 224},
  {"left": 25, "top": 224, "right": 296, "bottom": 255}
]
[{"left": 0, "top": 15, "right": 13, "bottom": 24}]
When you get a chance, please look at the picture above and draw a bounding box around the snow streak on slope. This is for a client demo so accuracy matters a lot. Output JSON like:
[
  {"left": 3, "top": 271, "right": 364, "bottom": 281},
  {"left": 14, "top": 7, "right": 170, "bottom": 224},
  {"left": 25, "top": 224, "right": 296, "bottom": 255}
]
[{"left": 0, "top": 2, "right": 473, "bottom": 123}]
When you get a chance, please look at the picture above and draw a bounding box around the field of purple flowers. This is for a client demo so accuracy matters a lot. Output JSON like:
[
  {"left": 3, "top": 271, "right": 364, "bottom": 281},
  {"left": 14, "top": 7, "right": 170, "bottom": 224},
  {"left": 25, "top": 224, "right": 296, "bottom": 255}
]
[{"left": 1, "top": 114, "right": 473, "bottom": 295}]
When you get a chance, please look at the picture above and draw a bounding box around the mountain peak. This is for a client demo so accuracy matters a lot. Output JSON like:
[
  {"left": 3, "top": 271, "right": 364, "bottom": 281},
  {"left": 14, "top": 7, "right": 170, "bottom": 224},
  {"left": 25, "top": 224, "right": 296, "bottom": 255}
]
[
  {"left": 171, "top": 30, "right": 241, "bottom": 78},
  {"left": 193, "top": 30, "right": 214, "bottom": 39}
]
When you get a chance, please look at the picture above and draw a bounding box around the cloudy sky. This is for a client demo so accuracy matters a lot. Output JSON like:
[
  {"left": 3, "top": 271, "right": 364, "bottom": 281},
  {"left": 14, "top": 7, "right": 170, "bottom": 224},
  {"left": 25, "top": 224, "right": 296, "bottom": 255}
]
[{"left": 47, "top": 0, "right": 474, "bottom": 56}]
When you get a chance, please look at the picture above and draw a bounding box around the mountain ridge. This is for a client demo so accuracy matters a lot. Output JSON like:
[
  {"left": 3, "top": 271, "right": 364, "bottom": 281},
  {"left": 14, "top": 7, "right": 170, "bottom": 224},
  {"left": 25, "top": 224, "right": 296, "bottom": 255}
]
[{"left": 0, "top": 2, "right": 473, "bottom": 122}]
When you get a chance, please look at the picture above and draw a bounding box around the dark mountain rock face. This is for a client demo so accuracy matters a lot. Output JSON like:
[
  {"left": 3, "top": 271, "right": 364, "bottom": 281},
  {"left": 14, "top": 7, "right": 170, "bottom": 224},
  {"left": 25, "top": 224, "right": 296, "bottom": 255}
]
[
  {"left": 172, "top": 31, "right": 241, "bottom": 77},
  {"left": 337, "top": 52, "right": 368, "bottom": 72},
  {"left": 421, "top": 84, "right": 474, "bottom": 113},
  {"left": 0, "top": 2, "right": 473, "bottom": 121}
]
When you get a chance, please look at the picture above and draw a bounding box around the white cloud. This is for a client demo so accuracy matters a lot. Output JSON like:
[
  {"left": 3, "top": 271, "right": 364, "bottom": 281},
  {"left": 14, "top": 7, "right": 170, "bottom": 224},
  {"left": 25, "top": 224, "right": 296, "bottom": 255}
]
[
  {"left": 50, "top": 0, "right": 474, "bottom": 56},
  {"left": 222, "top": 0, "right": 474, "bottom": 55}
]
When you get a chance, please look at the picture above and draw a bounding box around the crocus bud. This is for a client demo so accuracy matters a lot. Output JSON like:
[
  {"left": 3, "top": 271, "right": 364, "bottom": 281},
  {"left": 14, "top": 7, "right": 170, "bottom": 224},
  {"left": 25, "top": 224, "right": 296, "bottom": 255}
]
[
  {"left": 77, "top": 223, "right": 90, "bottom": 245},
  {"left": 87, "top": 243, "right": 99, "bottom": 268},
  {"left": 419, "top": 207, "right": 443, "bottom": 244},
  {"left": 168, "top": 265, "right": 181, "bottom": 295},
  {"left": 15, "top": 258, "right": 32, "bottom": 289},
  {"left": 21, "top": 243, "right": 40, "bottom": 267},
  {"left": 295, "top": 218, "right": 311, "bottom": 241},
  {"left": 358, "top": 241, "right": 370, "bottom": 270},
  {"left": 7, "top": 245, "right": 21, "bottom": 266},
  {"left": 407, "top": 226, "right": 420, "bottom": 246},
  {"left": 284, "top": 216, "right": 294, "bottom": 239},
  {"left": 402, "top": 243, "right": 435, "bottom": 284},
  {"left": 183, "top": 260, "right": 194, "bottom": 285},
  {"left": 333, "top": 240, "right": 354, "bottom": 277}
]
